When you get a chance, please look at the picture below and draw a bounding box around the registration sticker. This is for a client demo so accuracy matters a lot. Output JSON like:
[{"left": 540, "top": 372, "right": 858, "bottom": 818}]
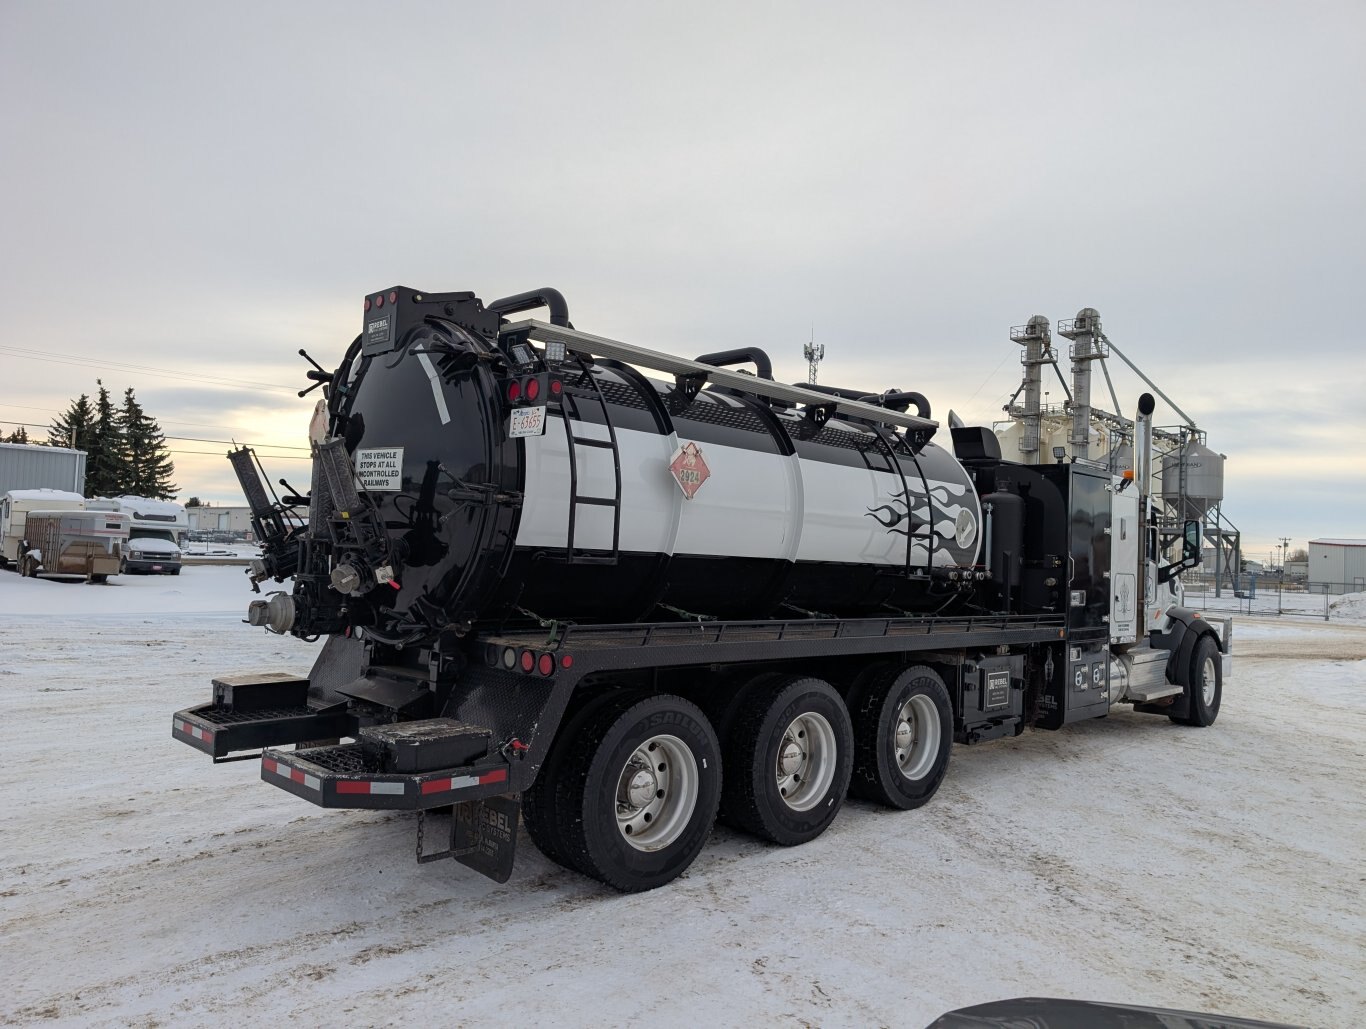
[{"left": 509, "top": 406, "right": 547, "bottom": 439}]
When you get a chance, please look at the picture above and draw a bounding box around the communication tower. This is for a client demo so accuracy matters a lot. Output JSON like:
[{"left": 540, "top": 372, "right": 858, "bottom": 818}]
[{"left": 803, "top": 334, "right": 825, "bottom": 385}]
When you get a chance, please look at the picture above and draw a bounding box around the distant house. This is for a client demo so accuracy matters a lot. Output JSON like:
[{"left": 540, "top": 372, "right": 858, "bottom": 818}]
[{"left": 1308, "top": 539, "right": 1366, "bottom": 595}]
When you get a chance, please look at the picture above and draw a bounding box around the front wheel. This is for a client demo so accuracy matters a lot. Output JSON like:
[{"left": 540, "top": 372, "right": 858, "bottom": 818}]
[
  {"left": 1172, "top": 635, "right": 1222, "bottom": 727},
  {"left": 553, "top": 694, "right": 721, "bottom": 892}
]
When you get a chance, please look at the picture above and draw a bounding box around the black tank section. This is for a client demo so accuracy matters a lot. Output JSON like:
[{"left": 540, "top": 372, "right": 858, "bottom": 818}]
[{"left": 336, "top": 320, "right": 520, "bottom": 634}]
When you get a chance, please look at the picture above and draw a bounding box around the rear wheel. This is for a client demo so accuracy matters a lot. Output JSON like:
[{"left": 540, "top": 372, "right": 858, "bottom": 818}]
[
  {"left": 1172, "top": 635, "right": 1221, "bottom": 727},
  {"left": 721, "top": 676, "right": 853, "bottom": 846},
  {"left": 548, "top": 693, "right": 721, "bottom": 892},
  {"left": 849, "top": 665, "right": 953, "bottom": 810},
  {"left": 523, "top": 691, "right": 635, "bottom": 872}
]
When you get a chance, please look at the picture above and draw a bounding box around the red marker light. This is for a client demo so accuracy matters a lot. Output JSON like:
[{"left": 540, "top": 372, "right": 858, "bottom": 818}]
[
  {"left": 364, "top": 297, "right": 372, "bottom": 312},
  {"left": 375, "top": 294, "right": 384, "bottom": 308},
  {"left": 525, "top": 377, "right": 540, "bottom": 402},
  {"left": 550, "top": 378, "right": 563, "bottom": 396},
  {"left": 560, "top": 653, "right": 574, "bottom": 669},
  {"left": 537, "top": 653, "right": 554, "bottom": 676},
  {"left": 507, "top": 380, "right": 522, "bottom": 403},
  {"left": 388, "top": 291, "right": 398, "bottom": 305},
  {"left": 520, "top": 650, "right": 535, "bottom": 673}
]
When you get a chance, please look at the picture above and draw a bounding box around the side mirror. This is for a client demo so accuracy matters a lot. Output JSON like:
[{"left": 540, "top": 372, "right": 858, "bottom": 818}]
[{"left": 1183, "top": 520, "right": 1203, "bottom": 564}]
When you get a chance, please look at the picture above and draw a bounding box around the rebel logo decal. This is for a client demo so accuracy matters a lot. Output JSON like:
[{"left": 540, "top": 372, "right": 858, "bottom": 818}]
[{"left": 866, "top": 481, "right": 976, "bottom": 550}]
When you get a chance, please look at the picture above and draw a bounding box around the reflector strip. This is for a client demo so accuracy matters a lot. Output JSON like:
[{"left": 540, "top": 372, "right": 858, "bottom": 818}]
[
  {"left": 178, "top": 720, "right": 214, "bottom": 744},
  {"left": 262, "top": 757, "right": 320, "bottom": 792},
  {"left": 420, "top": 767, "right": 508, "bottom": 795},
  {"left": 335, "top": 780, "right": 406, "bottom": 796},
  {"left": 414, "top": 349, "right": 452, "bottom": 425}
]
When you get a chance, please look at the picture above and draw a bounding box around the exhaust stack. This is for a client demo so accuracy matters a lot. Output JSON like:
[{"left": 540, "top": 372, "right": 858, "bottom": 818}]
[{"left": 1135, "top": 391, "right": 1156, "bottom": 500}]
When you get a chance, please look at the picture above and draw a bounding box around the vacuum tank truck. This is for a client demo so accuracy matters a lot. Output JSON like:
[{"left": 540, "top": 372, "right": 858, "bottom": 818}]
[{"left": 172, "top": 287, "right": 1230, "bottom": 891}]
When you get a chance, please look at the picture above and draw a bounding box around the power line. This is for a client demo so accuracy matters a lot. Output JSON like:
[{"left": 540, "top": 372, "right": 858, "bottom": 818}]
[
  {"left": 2, "top": 400, "right": 265, "bottom": 435},
  {"left": 0, "top": 344, "right": 302, "bottom": 395},
  {"left": 0, "top": 418, "right": 309, "bottom": 453}
]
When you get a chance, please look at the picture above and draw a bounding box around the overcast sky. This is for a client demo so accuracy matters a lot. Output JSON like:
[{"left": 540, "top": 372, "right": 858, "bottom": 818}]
[{"left": 2, "top": 1, "right": 1363, "bottom": 561}]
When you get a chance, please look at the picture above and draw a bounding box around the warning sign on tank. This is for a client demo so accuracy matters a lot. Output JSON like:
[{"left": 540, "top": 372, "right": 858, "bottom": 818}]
[
  {"left": 669, "top": 441, "right": 711, "bottom": 499},
  {"left": 354, "top": 447, "right": 404, "bottom": 491}
]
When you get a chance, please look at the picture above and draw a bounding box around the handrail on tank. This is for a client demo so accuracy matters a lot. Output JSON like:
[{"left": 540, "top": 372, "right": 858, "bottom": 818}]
[
  {"left": 694, "top": 348, "right": 775, "bottom": 381},
  {"left": 801, "top": 383, "right": 932, "bottom": 421},
  {"left": 486, "top": 288, "right": 572, "bottom": 328}
]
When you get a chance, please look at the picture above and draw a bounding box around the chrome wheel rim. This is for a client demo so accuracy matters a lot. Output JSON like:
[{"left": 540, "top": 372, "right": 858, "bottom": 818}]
[
  {"left": 774, "top": 712, "right": 837, "bottom": 812},
  {"left": 1201, "top": 656, "right": 1217, "bottom": 707},
  {"left": 895, "top": 694, "right": 941, "bottom": 781},
  {"left": 615, "top": 734, "right": 697, "bottom": 852}
]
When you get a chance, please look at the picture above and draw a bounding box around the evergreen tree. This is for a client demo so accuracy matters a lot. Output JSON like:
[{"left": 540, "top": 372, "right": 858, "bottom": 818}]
[
  {"left": 49, "top": 394, "right": 94, "bottom": 451},
  {"left": 5, "top": 426, "right": 31, "bottom": 444},
  {"left": 84, "top": 380, "right": 128, "bottom": 498},
  {"left": 118, "top": 386, "right": 178, "bottom": 499},
  {"left": 185, "top": 496, "right": 202, "bottom": 507}
]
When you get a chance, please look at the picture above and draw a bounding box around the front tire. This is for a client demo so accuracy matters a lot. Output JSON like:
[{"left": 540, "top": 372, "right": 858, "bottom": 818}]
[
  {"left": 721, "top": 676, "right": 853, "bottom": 846},
  {"left": 552, "top": 694, "right": 721, "bottom": 892},
  {"left": 849, "top": 665, "right": 953, "bottom": 810},
  {"left": 1172, "top": 635, "right": 1222, "bottom": 727}
]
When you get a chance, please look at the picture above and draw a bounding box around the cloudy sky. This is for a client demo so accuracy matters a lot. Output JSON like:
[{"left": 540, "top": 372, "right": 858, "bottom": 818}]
[{"left": 2, "top": 1, "right": 1362, "bottom": 561}]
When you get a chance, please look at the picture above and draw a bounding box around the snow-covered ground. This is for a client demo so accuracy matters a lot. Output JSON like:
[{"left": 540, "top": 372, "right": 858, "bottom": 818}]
[{"left": 2, "top": 568, "right": 1363, "bottom": 1027}]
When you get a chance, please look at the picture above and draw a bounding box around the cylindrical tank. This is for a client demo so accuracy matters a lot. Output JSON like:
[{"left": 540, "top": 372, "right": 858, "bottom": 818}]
[
  {"left": 1159, "top": 440, "right": 1224, "bottom": 520},
  {"left": 330, "top": 322, "right": 983, "bottom": 631}
]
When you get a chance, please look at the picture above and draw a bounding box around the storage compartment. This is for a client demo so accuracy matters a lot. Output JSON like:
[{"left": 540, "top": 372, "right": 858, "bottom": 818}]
[{"left": 360, "top": 718, "right": 492, "bottom": 773}]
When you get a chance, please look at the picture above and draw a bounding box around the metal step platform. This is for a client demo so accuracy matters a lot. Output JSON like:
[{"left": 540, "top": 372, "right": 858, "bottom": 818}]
[{"left": 172, "top": 671, "right": 351, "bottom": 760}]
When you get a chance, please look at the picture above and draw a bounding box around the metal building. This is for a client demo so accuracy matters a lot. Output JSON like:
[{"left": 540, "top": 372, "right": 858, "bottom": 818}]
[
  {"left": 0, "top": 442, "right": 86, "bottom": 494},
  {"left": 1308, "top": 539, "right": 1366, "bottom": 595},
  {"left": 187, "top": 505, "right": 255, "bottom": 535}
]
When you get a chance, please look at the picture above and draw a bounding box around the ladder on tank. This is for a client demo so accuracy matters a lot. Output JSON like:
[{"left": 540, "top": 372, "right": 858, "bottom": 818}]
[{"left": 558, "top": 361, "right": 622, "bottom": 565}]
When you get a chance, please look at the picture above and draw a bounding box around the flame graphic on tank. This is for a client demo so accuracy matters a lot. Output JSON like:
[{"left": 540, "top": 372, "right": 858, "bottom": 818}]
[{"left": 866, "top": 480, "right": 975, "bottom": 556}]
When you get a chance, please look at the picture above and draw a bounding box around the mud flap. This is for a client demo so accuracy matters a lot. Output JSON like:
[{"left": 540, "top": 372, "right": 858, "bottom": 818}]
[
  {"left": 454, "top": 794, "right": 519, "bottom": 883},
  {"left": 418, "top": 794, "right": 519, "bottom": 882}
]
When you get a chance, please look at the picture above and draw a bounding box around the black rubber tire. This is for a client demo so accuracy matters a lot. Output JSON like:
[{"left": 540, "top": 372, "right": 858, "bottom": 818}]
[
  {"left": 1172, "top": 634, "right": 1222, "bottom": 727},
  {"left": 699, "top": 671, "right": 784, "bottom": 753},
  {"left": 170, "top": 568, "right": 181, "bottom": 576},
  {"left": 550, "top": 693, "right": 721, "bottom": 892},
  {"left": 522, "top": 690, "right": 635, "bottom": 873},
  {"left": 720, "top": 675, "right": 853, "bottom": 846},
  {"left": 849, "top": 664, "right": 953, "bottom": 810}
]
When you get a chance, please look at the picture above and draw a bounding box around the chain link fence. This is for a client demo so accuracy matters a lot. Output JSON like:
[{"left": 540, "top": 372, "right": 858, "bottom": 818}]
[{"left": 1181, "top": 575, "right": 1366, "bottom": 621}]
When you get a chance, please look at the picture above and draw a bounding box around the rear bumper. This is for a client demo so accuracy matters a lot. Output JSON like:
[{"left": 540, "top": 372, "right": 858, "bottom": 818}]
[{"left": 260, "top": 745, "right": 511, "bottom": 810}]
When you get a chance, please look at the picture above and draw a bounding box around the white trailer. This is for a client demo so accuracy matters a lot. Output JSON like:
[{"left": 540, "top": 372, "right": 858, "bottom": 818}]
[{"left": 0, "top": 489, "right": 87, "bottom": 568}]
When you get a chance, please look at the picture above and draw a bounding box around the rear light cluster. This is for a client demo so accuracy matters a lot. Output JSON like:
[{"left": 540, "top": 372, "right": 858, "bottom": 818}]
[
  {"left": 493, "top": 645, "right": 572, "bottom": 676},
  {"left": 504, "top": 373, "right": 563, "bottom": 407},
  {"left": 363, "top": 291, "right": 400, "bottom": 312}
]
